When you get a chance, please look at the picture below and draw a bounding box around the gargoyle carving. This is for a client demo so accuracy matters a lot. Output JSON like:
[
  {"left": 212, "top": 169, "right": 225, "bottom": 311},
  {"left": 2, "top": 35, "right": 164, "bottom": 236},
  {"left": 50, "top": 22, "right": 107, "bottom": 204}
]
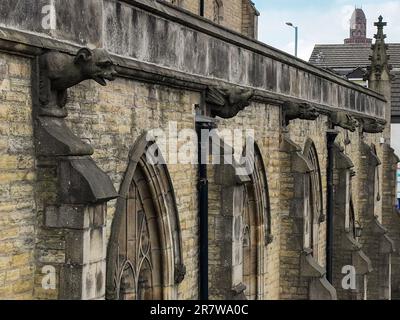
[
  {"left": 359, "top": 118, "right": 386, "bottom": 134},
  {"left": 36, "top": 48, "right": 117, "bottom": 156},
  {"left": 206, "top": 87, "right": 254, "bottom": 119},
  {"left": 39, "top": 48, "right": 117, "bottom": 117},
  {"left": 283, "top": 101, "right": 320, "bottom": 126},
  {"left": 330, "top": 111, "right": 358, "bottom": 132},
  {"left": 34, "top": 47, "right": 118, "bottom": 204}
]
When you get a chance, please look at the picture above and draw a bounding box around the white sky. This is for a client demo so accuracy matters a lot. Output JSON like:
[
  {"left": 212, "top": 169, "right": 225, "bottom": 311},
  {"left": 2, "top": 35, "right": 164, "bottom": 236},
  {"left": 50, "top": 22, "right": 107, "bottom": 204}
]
[
  {"left": 255, "top": 0, "right": 400, "bottom": 61},
  {"left": 254, "top": 0, "right": 400, "bottom": 155}
]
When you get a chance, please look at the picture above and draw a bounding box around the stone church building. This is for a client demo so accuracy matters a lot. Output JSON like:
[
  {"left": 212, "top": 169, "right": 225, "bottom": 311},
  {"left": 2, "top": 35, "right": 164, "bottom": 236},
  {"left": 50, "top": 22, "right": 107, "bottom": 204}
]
[{"left": 0, "top": 0, "right": 399, "bottom": 300}]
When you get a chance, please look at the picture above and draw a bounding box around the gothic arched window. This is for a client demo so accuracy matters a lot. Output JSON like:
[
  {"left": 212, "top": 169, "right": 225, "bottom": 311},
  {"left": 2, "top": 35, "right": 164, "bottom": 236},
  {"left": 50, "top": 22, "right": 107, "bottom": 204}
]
[
  {"left": 303, "top": 140, "right": 323, "bottom": 258},
  {"left": 242, "top": 143, "right": 271, "bottom": 300},
  {"left": 106, "top": 134, "right": 184, "bottom": 300}
]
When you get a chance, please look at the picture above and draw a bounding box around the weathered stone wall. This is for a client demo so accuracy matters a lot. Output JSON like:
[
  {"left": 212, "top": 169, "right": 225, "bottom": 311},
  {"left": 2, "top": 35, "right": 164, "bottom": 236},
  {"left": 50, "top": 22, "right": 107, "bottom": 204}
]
[
  {"left": 207, "top": 102, "right": 282, "bottom": 300},
  {"left": 167, "top": 0, "right": 248, "bottom": 36},
  {"left": 0, "top": 0, "right": 397, "bottom": 301},
  {"left": 0, "top": 52, "right": 36, "bottom": 299},
  {"left": 0, "top": 0, "right": 386, "bottom": 119},
  {"left": 56, "top": 79, "right": 201, "bottom": 299},
  {"left": 0, "top": 58, "right": 201, "bottom": 299},
  {"left": 288, "top": 116, "right": 329, "bottom": 268},
  {"left": 241, "top": 0, "right": 258, "bottom": 39}
]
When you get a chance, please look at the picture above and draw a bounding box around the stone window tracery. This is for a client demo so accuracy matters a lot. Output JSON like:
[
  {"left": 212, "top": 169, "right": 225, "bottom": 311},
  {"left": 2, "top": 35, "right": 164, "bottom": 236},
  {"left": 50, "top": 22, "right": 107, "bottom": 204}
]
[{"left": 106, "top": 136, "right": 184, "bottom": 300}]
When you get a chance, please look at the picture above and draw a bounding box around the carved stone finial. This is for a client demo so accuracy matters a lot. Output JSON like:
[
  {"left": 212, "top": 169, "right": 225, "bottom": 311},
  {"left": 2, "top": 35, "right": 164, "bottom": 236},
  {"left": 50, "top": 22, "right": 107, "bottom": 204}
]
[
  {"left": 283, "top": 101, "right": 320, "bottom": 126},
  {"left": 359, "top": 117, "right": 386, "bottom": 134},
  {"left": 367, "top": 16, "right": 391, "bottom": 82},
  {"left": 39, "top": 48, "right": 117, "bottom": 117},
  {"left": 374, "top": 16, "right": 387, "bottom": 39},
  {"left": 330, "top": 111, "right": 358, "bottom": 132},
  {"left": 206, "top": 86, "right": 254, "bottom": 119}
]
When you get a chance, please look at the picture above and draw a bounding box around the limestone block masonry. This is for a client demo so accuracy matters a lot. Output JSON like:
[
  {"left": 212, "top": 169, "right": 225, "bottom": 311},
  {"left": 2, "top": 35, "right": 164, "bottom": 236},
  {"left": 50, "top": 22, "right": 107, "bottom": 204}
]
[{"left": 0, "top": 0, "right": 398, "bottom": 300}]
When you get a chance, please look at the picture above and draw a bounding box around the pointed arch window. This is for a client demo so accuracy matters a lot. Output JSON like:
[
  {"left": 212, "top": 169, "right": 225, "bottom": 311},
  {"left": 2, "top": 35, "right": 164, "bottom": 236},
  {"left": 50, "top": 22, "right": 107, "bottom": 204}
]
[
  {"left": 303, "top": 140, "right": 324, "bottom": 258},
  {"left": 241, "top": 144, "right": 271, "bottom": 300},
  {"left": 106, "top": 134, "right": 185, "bottom": 300},
  {"left": 212, "top": 139, "right": 271, "bottom": 300}
]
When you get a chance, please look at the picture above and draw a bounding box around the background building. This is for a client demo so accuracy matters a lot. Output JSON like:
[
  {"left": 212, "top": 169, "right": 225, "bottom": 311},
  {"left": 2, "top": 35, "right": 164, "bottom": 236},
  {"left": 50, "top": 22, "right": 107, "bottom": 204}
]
[{"left": 309, "top": 8, "right": 400, "bottom": 124}]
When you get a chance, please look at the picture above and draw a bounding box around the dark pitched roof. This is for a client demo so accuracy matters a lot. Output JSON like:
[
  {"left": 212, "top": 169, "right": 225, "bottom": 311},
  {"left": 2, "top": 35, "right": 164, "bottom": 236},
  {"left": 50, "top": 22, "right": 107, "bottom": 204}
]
[
  {"left": 309, "top": 43, "right": 400, "bottom": 69},
  {"left": 346, "top": 67, "right": 366, "bottom": 79},
  {"left": 309, "top": 43, "right": 400, "bottom": 121}
]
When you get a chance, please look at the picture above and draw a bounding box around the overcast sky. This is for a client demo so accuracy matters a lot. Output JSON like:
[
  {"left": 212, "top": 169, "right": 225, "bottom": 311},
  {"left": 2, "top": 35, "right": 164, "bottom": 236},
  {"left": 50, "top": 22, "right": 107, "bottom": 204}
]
[{"left": 254, "top": 0, "right": 400, "bottom": 61}]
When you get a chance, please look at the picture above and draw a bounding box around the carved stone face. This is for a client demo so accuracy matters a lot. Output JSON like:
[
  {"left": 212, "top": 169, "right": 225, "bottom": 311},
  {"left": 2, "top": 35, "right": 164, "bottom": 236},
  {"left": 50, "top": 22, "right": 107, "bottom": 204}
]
[
  {"left": 361, "top": 118, "right": 386, "bottom": 133},
  {"left": 75, "top": 48, "right": 117, "bottom": 86},
  {"left": 345, "top": 115, "right": 359, "bottom": 132}
]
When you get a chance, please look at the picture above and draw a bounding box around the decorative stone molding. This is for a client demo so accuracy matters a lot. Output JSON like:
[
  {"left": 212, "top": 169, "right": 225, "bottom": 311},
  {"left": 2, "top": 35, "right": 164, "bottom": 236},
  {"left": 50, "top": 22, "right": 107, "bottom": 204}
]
[
  {"left": 357, "top": 141, "right": 395, "bottom": 299},
  {"left": 334, "top": 144, "right": 354, "bottom": 170},
  {"left": 58, "top": 157, "right": 118, "bottom": 204},
  {"left": 279, "top": 136, "right": 312, "bottom": 174},
  {"left": 309, "top": 277, "right": 338, "bottom": 300},
  {"left": 205, "top": 86, "right": 254, "bottom": 119},
  {"left": 34, "top": 47, "right": 119, "bottom": 300},
  {"left": 282, "top": 101, "right": 320, "bottom": 126},
  {"left": 210, "top": 136, "right": 271, "bottom": 300},
  {"left": 280, "top": 136, "right": 337, "bottom": 300},
  {"left": 381, "top": 144, "right": 400, "bottom": 299},
  {"left": 332, "top": 144, "right": 373, "bottom": 299}
]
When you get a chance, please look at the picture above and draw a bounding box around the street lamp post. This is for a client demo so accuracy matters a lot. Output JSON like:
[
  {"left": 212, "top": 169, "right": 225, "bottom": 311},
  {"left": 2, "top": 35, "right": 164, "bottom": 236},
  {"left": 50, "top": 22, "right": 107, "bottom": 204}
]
[{"left": 286, "top": 22, "right": 298, "bottom": 57}]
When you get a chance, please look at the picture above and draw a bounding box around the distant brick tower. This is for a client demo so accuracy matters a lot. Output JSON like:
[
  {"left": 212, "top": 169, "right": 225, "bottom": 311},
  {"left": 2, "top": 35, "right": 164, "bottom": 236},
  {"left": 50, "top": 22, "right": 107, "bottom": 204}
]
[{"left": 344, "top": 8, "right": 372, "bottom": 44}]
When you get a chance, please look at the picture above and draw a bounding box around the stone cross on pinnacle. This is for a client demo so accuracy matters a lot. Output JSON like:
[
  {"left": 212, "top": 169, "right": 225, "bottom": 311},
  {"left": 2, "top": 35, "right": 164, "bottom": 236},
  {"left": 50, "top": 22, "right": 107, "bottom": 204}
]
[{"left": 374, "top": 15, "right": 387, "bottom": 40}]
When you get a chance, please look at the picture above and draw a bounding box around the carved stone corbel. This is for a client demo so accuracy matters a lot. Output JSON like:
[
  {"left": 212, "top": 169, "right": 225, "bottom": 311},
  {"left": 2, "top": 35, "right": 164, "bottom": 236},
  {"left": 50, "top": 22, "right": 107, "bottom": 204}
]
[
  {"left": 329, "top": 111, "right": 358, "bottom": 132},
  {"left": 282, "top": 101, "right": 320, "bottom": 126},
  {"left": 38, "top": 48, "right": 117, "bottom": 118},
  {"left": 205, "top": 86, "right": 254, "bottom": 119}
]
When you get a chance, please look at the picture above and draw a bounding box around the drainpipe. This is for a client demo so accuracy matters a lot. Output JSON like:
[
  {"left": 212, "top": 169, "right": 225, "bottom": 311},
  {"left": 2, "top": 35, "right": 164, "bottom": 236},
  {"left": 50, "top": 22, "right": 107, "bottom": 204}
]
[
  {"left": 199, "top": 0, "right": 205, "bottom": 17},
  {"left": 326, "top": 129, "right": 338, "bottom": 284},
  {"left": 196, "top": 114, "right": 215, "bottom": 300}
]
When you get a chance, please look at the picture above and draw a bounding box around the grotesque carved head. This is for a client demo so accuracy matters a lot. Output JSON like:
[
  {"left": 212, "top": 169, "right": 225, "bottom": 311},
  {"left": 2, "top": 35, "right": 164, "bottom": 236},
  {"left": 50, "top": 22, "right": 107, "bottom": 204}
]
[
  {"left": 331, "top": 111, "right": 359, "bottom": 132},
  {"left": 361, "top": 118, "right": 386, "bottom": 133},
  {"left": 74, "top": 48, "right": 117, "bottom": 86},
  {"left": 284, "top": 101, "right": 320, "bottom": 125},
  {"left": 206, "top": 87, "right": 254, "bottom": 119}
]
